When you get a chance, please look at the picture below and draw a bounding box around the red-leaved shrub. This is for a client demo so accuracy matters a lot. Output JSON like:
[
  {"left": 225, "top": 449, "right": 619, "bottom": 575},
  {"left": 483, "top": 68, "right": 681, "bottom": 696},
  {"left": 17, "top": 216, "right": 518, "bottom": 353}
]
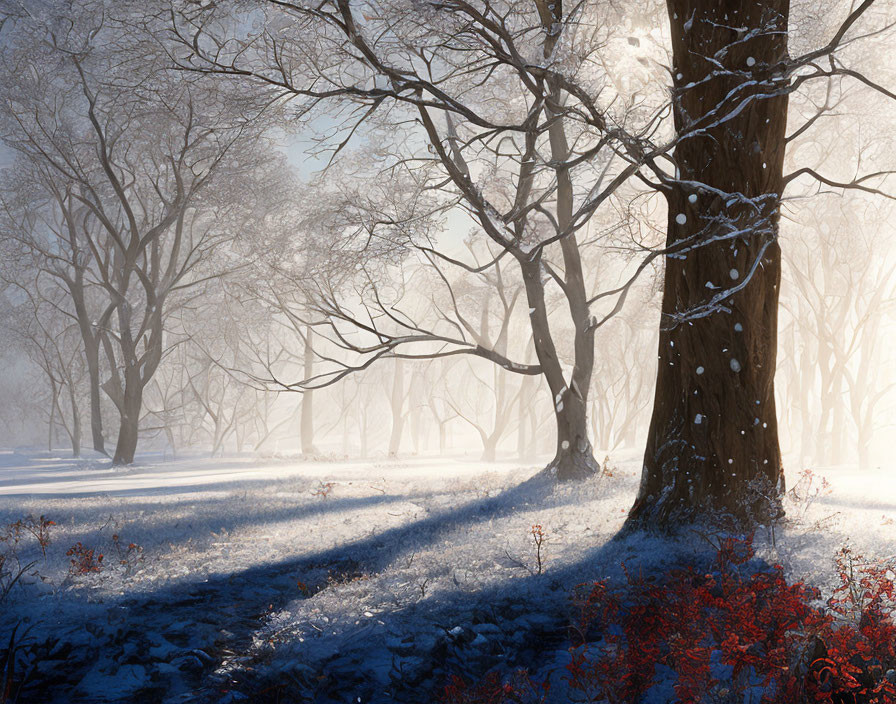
[
  {"left": 567, "top": 535, "right": 896, "bottom": 703},
  {"left": 66, "top": 543, "right": 103, "bottom": 575},
  {"left": 443, "top": 536, "right": 896, "bottom": 704}
]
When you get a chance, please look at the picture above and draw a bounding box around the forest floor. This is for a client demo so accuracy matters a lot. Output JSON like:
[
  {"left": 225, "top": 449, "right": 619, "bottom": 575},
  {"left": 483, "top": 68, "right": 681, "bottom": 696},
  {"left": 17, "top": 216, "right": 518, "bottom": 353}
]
[{"left": 0, "top": 449, "right": 893, "bottom": 703}]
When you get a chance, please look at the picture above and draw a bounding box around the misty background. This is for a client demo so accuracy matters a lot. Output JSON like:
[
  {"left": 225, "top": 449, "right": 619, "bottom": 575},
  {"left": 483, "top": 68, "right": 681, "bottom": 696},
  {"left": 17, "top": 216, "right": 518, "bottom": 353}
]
[{"left": 0, "top": 0, "right": 893, "bottom": 470}]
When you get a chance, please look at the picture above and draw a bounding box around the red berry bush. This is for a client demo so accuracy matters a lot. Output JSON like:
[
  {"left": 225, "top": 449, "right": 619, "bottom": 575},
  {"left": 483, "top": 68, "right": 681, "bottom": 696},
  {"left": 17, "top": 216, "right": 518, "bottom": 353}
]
[{"left": 444, "top": 536, "right": 896, "bottom": 704}]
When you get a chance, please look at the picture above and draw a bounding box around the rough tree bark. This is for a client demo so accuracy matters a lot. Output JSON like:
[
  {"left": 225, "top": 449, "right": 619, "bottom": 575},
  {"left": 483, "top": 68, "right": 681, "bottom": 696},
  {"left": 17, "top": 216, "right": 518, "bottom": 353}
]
[
  {"left": 629, "top": 0, "right": 789, "bottom": 526},
  {"left": 83, "top": 339, "right": 106, "bottom": 455}
]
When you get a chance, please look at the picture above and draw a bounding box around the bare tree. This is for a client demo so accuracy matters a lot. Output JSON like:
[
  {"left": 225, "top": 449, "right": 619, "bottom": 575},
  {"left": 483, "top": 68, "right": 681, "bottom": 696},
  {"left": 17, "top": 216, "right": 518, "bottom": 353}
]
[
  {"left": 0, "top": 165, "right": 116, "bottom": 455},
  {"left": 781, "top": 196, "right": 896, "bottom": 468},
  {"left": 168, "top": 0, "right": 683, "bottom": 480},
  {"left": 434, "top": 268, "right": 528, "bottom": 461},
  {"left": 0, "top": 4, "right": 275, "bottom": 463},
  {"left": 156, "top": 0, "right": 895, "bottom": 517},
  {"left": 0, "top": 270, "right": 87, "bottom": 456},
  {"left": 589, "top": 296, "right": 657, "bottom": 453}
]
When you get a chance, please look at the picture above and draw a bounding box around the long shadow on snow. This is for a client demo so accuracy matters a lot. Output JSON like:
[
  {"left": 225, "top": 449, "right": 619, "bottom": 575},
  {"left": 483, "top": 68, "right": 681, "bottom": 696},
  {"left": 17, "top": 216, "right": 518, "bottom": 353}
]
[
  {"left": 132, "top": 470, "right": 559, "bottom": 589},
  {"left": 210, "top": 539, "right": 631, "bottom": 704},
  {"left": 45, "top": 471, "right": 609, "bottom": 702},
  {"left": 21, "top": 475, "right": 648, "bottom": 702},
  {"left": 0, "top": 491, "right": 435, "bottom": 552},
  {"left": 185, "top": 513, "right": 682, "bottom": 704},
  {"left": 120, "top": 469, "right": 558, "bottom": 595}
]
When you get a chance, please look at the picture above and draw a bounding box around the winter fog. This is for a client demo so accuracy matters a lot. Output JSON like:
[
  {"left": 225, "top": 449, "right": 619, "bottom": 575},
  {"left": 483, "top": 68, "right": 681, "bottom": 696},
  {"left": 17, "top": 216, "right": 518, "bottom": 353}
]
[{"left": 0, "top": 1, "right": 895, "bottom": 702}]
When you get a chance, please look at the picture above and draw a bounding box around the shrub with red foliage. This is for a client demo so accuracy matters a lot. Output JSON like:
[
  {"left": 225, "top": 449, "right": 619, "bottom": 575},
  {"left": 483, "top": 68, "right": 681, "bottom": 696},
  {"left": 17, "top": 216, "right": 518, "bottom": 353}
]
[
  {"left": 442, "top": 536, "right": 896, "bottom": 704},
  {"left": 566, "top": 535, "right": 896, "bottom": 703},
  {"left": 811, "top": 548, "right": 896, "bottom": 703},
  {"left": 66, "top": 543, "right": 103, "bottom": 575}
]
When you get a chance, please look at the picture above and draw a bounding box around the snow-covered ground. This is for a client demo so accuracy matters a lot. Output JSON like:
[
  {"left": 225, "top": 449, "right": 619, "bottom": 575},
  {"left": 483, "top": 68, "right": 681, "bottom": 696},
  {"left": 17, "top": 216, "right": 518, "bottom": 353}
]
[{"left": 0, "top": 449, "right": 893, "bottom": 703}]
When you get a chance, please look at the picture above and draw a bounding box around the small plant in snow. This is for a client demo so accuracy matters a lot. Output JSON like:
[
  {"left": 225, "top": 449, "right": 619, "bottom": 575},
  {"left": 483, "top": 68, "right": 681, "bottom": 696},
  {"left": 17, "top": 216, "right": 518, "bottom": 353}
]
[
  {"left": 311, "top": 481, "right": 335, "bottom": 499},
  {"left": 563, "top": 534, "right": 896, "bottom": 703},
  {"left": 786, "top": 468, "right": 832, "bottom": 521},
  {"left": 2, "top": 516, "right": 54, "bottom": 559},
  {"left": 111, "top": 534, "right": 144, "bottom": 576},
  {"left": 499, "top": 525, "right": 550, "bottom": 576},
  {"left": 66, "top": 543, "right": 103, "bottom": 575},
  {"left": 0, "top": 522, "right": 23, "bottom": 558},
  {"left": 743, "top": 474, "right": 786, "bottom": 545},
  {"left": 22, "top": 516, "right": 54, "bottom": 559},
  {"left": 530, "top": 525, "right": 546, "bottom": 575},
  {"left": 0, "top": 518, "right": 50, "bottom": 602},
  {"left": 456, "top": 536, "right": 896, "bottom": 703},
  {"left": 0, "top": 553, "right": 34, "bottom": 604},
  {"left": 416, "top": 576, "right": 431, "bottom": 599}
]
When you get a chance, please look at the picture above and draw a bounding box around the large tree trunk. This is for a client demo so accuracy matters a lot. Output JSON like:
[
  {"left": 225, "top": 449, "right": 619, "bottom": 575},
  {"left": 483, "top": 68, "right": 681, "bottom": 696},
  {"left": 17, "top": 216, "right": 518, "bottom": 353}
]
[
  {"left": 521, "top": 259, "right": 598, "bottom": 481},
  {"left": 552, "top": 389, "right": 596, "bottom": 480},
  {"left": 629, "top": 0, "right": 789, "bottom": 527},
  {"left": 113, "top": 372, "right": 142, "bottom": 465},
  {"left": 509, "top": 0, "right": 599, "bottom": 482}
]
